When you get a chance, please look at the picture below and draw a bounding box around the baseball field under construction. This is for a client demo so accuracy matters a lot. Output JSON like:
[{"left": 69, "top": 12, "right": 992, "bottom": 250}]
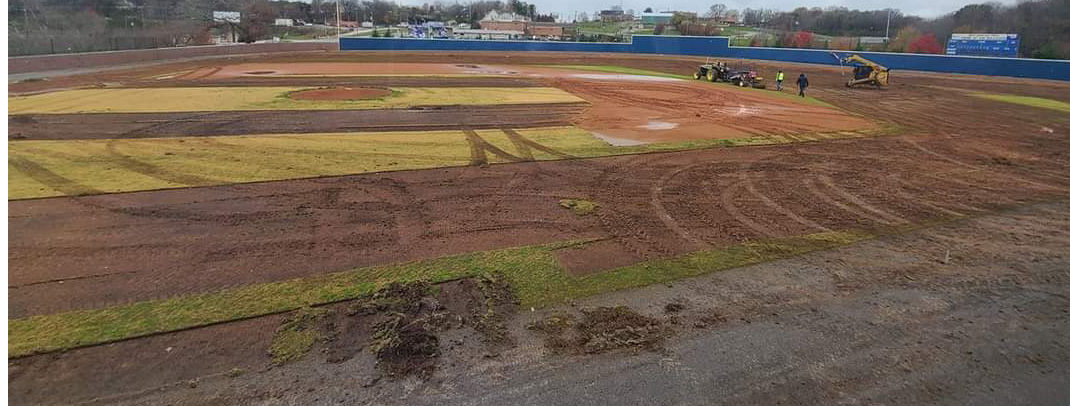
[{"left": 8, "top": 48, "right": 1070, "bottom": 405}]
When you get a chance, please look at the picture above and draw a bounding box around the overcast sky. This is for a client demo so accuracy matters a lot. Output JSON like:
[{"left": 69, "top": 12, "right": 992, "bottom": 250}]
[{"left": 400, "top": 0, "right": 1017, "bottom": 20}]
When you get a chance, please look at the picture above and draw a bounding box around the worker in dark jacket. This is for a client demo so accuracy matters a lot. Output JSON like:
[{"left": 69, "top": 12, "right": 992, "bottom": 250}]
[{"left": 796, "top": 73, "right": 809, "bottom": 97}]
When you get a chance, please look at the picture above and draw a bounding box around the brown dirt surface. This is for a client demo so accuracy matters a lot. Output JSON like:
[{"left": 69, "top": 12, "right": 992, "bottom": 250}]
[
  {"left": 287, "top": 86, "right": 393, "bottom": 101},
  {"left": 12, "top": 199, "right": 1069, "bottom": 405},
  {"left": 9, "top": 54, "right": 1070, "bottom": 317},
  {"left": 7, "top": 50, "right": 1070, "bottom": 405},
  {"left": 8, "top": 104, "right": 586, "bottom": 140}
]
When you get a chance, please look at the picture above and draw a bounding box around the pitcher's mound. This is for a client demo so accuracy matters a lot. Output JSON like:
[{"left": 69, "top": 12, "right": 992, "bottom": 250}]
[{"left": 289, "top": 87, "right": 392, "bottom": 101}]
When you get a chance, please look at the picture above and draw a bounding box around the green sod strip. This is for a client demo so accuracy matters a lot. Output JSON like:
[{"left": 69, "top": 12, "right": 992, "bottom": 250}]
[
  {"left": 966, "top": 92, "right": 1070, "bottom": 114},
  {"left": 7, "top": 240, "right": 580, "bottom": 358},
  {"left": 544, "top": 64, "right": 837, "bottom": 109},
  {"left": 10, "top": 231, "right": 870, "bottom": 358}
]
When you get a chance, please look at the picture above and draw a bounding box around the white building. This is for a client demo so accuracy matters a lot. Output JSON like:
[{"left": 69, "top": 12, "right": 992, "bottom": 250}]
[
  {"left": 453, "top": 29, "right": 524, "bottom": 40},
  {"left": 481, "top": 10, "right": 530, "bottom": 22}
]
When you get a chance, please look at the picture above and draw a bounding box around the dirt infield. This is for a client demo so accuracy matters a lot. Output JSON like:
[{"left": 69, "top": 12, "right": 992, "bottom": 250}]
[
  {"left": 9, "top": 61, "right": 874, "bottom": 144},
  {"left": 7, "top": 50, "right": 1070, "bottom": 404}
]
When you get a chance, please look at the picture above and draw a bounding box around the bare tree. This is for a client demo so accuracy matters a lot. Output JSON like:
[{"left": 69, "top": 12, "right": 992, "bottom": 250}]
[{"left": 705, "top": 4, "right": 727, "bottom": 20}]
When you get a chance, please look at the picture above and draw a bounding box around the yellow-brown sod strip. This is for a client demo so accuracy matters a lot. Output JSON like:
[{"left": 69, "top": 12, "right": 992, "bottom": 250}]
[
  {"left": 7, "top": 86, "right": 585, "bottom": 114},
  {"left": 7, "top": 127, "right": 603, "bottom": 199},
  {"left": 8, "top": 126, "right": 896, "bottom": 199},
  {"left": 9, "top": 230, "right": 872, "bottom": 358}
]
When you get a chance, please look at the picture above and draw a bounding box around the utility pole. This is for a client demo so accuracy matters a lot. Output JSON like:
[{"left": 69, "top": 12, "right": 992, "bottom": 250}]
[
  {"left": 336, "top": 0, "right": 342, "bottom": 50},
  {"left": 885, "top": 9, "right": 891, "bottom": 39}
]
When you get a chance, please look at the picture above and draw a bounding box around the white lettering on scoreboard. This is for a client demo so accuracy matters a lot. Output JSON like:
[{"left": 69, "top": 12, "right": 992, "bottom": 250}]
[{"left": 950, "top": 33, "right": 1017, "bottom": 41}]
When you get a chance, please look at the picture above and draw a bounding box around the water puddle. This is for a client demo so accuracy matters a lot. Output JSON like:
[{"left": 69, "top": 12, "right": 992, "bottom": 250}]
[
  {"left": 639, "top": 121, "right": 678, "bottom": 130},
  {"left": 592, "top": 132, "right": 648, "bottom": 146}
]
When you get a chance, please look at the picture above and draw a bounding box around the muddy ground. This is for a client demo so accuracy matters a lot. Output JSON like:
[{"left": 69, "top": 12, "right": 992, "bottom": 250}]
[
  {"left": 10, "top": 200, "right": 1069, "bottom": 405},
  {"left": 9, "top": 76, "right": 1070, "bottom": 316},
  {"left": 7, "top": 51, "right": 1070, "bottom": 404}
]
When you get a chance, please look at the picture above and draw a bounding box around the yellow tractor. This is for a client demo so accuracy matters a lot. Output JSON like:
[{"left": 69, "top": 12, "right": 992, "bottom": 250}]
[{"left": 842, "top": 54, "right": 890, "bottom": 88}]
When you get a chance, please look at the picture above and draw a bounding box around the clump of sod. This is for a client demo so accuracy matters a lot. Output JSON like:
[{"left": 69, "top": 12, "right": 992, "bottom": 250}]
[
  {"left": 559, "top": 198, "right": 599, "bottom": 216},
  {"left": 269, "top": 307, "right": 328, "bottom": 365}
]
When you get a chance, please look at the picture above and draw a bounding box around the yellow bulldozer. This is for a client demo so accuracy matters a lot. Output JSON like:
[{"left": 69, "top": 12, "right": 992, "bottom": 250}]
[{"left": 842, "top": 54, "right": 890, "bottom": 88}]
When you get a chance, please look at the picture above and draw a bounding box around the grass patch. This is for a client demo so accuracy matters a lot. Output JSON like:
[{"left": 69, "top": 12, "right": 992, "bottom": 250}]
[
  {"left": 10, "top": 229, "right": 876, "bottom": 357},
  {"left": 559, "top": 198, "right": 599, "bottom": 216},
  {"left": 9, "top": 125, "right": 891, "bottom": 199},
  {"left": 967, "top": 92, "right": 1070, "bottom": 114},
  {"left": 269, "top": 307, "right": 327, "bottom": 365},
  {"left": 7, "top": 87, "right": 584, "bottom": 114},
  {"left": 544, "top": 64, "right": 835, "bottom": 108},
  {"left": 7, "top": 240, "right": 581, "bottom": 358},
  {"left": 576, "top": 21, "right": 625, "bottom": 35}
]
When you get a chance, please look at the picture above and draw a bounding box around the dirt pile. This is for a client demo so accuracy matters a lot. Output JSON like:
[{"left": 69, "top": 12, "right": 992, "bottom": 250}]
[
  {"left": 318, "top": 276, "right": 520, "bottom": 379},
  {"left": 349, "top": 281, "right": 449, "bottom": 378},
  {"left": 529, "top": 306, "right": 671, "bottom": 354},
  {"left": 367, "top": 313, "right": 441, "bottom": 378}
]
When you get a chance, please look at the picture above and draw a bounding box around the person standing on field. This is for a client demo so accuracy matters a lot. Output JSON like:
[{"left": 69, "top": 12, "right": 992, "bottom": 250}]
[
  {"left": 775, "top": 70, "right": 785, "bottom": 91},
  {"left": 796, "top": 73, "right": 809, "bottom": 97}
]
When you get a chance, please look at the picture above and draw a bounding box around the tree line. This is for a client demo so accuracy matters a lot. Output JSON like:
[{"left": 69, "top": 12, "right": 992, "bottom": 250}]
[
  {"left": 7, "top": 0, "right": 1067, "bottom": 58},
  {"left": 727, "top": 1, "right": 1066, "bottom": 58},
  {"left": 7, "top": 0, "right": 551, "bottom": 55}
]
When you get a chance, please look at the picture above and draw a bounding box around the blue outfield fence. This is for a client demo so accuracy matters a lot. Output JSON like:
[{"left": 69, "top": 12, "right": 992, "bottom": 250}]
[{"left": 341, "top": 35, "right": 1070, "bottom": 81}]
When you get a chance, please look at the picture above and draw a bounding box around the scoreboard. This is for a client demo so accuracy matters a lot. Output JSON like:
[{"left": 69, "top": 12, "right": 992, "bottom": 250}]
[{"left": 946, "top": 33, "right": 1019, "bottom": 58}]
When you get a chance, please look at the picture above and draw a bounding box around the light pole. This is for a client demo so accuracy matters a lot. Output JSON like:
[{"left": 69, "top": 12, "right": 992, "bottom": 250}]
[
  {"left": 336, "top": 0, "right": 342, "bottom": 49},
  {"left": 885, "top": 9, "right": 891, "bottom": 40}
]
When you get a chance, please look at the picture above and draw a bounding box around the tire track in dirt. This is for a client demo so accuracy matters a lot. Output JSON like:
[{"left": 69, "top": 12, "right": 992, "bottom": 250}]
[
  {"left": 817, "top": 175, "right": 910, "bottom": 225},
  {"left": 464, "top": 129, "right": 526, "bottom": 166},
  {"left": 650, "top": 161, "right": 715, "bottom": 249},
  {"left": 502, "top": 128, "right": 577, "bottom": 160},
  {"left": 104, "top": 139, "right": 217, "bottom": 187},
  {"left": 803, "top": 177, "right": 894, "bottom": 226},
  {"left": 903, "top": 138, "right": 1069, "bottom": 193},
  {"left": 718, "top": 180, "right": 778, "bottom": 238},
  {"left": 740, "top": 160, "right": 831, "bottom": 232},
  {"left": 8, "top": 156, "right": 102, "bottom": 197}
]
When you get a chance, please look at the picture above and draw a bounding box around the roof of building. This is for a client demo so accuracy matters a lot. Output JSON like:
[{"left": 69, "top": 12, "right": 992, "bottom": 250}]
[
  {"left": 480, "top": 10, "right": 530, "bottom": 22},
  {"left": 454, "top": 29, "right": 525, "bottom": 35}
]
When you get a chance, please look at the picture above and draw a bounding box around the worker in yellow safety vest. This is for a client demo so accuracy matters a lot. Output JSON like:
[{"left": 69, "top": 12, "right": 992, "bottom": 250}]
[{"left": 775, "top": 70, "right": 785, "bottom": 91}]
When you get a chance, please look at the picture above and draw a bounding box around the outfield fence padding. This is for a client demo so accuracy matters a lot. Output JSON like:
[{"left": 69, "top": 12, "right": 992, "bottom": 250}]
[{"left": 341, "top": 36, "right": 1070, "bottom": 81}]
